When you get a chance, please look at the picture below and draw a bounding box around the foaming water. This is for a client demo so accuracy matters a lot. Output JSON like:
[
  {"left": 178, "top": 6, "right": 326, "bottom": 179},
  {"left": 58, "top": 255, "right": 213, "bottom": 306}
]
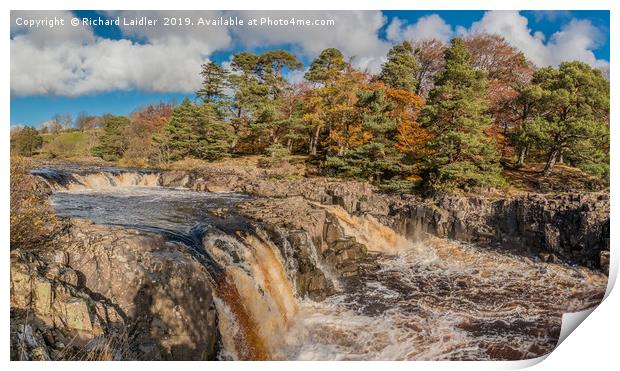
[
  {"left": 284, "top": 238, "right": 606, "bottom": 360},
  {"left": 320, "top": 204, "right": 416, "bottom": 254},
  {"left": 37, "top": 167, "right": 607, "bottom": 361},
  {"left": 32, "top": 166, "right": 161, "bottom": 191}
]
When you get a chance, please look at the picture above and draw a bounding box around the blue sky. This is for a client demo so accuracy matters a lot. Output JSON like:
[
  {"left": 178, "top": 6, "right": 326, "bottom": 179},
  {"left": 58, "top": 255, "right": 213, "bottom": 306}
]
[{"left": 10, "top": 10, "right": 610, "bottom": 127}]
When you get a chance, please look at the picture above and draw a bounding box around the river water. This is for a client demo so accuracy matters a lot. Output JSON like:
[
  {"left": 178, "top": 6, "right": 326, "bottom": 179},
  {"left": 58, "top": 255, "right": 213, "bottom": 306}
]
[{"left": 36, "top": 167, "right": 608, "bottom": 361}]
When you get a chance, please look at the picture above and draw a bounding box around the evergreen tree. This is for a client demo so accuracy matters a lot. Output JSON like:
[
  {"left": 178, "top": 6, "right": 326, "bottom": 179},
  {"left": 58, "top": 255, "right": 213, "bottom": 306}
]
[
  {"left": 11, "top": 126, "right": 43, "bottom": 157},
  {"left": 516, "top": 61, "right": 610, "bottom": 177},
  {"left": 155, "top": 99, "right": 235, "bottom": 162},
  {"left": 420, "top": 38, "right": 503, "bottom": 191},
  {"left": 304, "top": 48, "right": 348, "bottom": 85},
  {"left": 303, "top": 48, "right": 352, "bottom": 155},
  {"left": 197, "top": 61, "right": 229, "bottom": 110},
  {"left": 92, "top": 115, "right": 130, "bottom": 161},
  {"left": 378, "top": 41, "right": 420, "bottom": 92}
]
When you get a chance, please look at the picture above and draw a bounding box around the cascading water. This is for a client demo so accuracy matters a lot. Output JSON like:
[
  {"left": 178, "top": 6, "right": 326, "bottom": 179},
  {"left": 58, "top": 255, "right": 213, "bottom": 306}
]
[{"left": 34, "top": 166, "right": 608, "bottom": 361}]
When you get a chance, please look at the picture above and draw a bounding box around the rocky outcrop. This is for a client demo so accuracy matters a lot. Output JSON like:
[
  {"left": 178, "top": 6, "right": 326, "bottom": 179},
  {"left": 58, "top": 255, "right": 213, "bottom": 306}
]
[
  {"left": 10, "top": 220, "right": 219, "bottom": 361},
  {"left": 234, "top": 197, "right": 380, "bottom": 299},
  {"left": 164, "top": 166, "right": 609, "bottom": 272},
  {"left": 159, "top": 168, "right": 391, "bottom": 215},
  {"left": 387, "top": 193, "right": 610, "bottom": 270},
  {"left": 11, "top": 250, "right": 124, "bottom": 360}
]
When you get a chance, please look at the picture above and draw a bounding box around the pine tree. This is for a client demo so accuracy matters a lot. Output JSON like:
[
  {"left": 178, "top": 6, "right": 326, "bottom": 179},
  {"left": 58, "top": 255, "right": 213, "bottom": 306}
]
[
  {"left": 304, "top": 48, "right": 348, "bottom": 86},
  {"left": 516, "top": 61, "right": 610, "bottom": 177},
  {"left": 378, "top": 41, "right": 420, "bottom": 92},
  {"left": 420, "top": 38, "right": 503, "bottom": 191},
  {"left": 197, "top": 61, "right": 229, "bottom": 108},
  {"left": 155, "top": 99, "right": 235, "bottom": 162},
  {"left": 92, "top": 115, "right": 130, "bottom": 161}
]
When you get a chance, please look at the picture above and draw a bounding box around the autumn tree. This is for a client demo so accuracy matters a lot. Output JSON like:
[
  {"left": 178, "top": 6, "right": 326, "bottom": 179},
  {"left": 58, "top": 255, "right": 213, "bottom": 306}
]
[
  {"left": 378, "top": 41, "right": 419, "bottom": 92},
  {"left": 11, "top": 126, "right": 43, "bottom": 157},
  {"left": 517, "top": 62, "right": 610, "bottom": 177},
  {"left": 412, "top": 39, "right": 446, "bottom": 97},
  {"left": 324, "top": 81, "right": 426, "bottom": 182},
  {"left": 420, "top": 38, "right": 503, "bottom": 191},
  {"left": 464, "top": 33, "right": 535, "bottom": 157},
  {"left": 123, "top": 103, "right": 174, "bottom": 164},
  {"left": 303, "top": 48, "right": 352, "bottom": 155}
]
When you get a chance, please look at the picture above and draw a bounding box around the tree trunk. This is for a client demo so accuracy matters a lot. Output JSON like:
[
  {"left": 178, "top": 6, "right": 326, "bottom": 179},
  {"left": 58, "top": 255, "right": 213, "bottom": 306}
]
[
  {"left": 543, "top": 149, "right": 559, "bottom": 176},
  {"left": 309, "top": 126, "right": 321, "bottom": 156}
]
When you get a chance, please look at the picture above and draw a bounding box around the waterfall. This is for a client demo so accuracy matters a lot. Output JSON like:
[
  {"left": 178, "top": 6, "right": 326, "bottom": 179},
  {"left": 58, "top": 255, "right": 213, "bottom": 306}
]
[
  {"left": 202, "top": 228, "right": 299, "bottom": 360},
  {"left": 321, "top": 204, "right": 418, "bottom": 254},
  {"left": 32, "top": 167, "right": 161, "bottom": 191}
]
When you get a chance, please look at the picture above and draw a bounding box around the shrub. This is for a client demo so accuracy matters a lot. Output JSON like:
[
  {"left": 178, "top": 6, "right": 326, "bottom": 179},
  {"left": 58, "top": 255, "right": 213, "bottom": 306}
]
[
  {"left": 11, "top": 127, "right": 43, "bottom": 157},
  {"left": 258, "top": 144, "right": 291, "bottom": 168},
  {"left": 10, "top": 157, "right": 59, "bottom": 250}
]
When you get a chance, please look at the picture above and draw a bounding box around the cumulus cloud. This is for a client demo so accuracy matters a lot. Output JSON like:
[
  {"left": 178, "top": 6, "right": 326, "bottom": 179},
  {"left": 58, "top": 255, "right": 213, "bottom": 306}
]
[
  {"left": 11, "top": 10, "right": 232, "bottom": 96},
  {"left": 10, "top": 10, "right": 609, "bottom": 96},
  {"left": 460, "top": 10, "right": 607, "bottom": 68},
  {"left": 386, "top": 14, "right": 453, "bottom": 44},
  {"left": 229, "top": 10, "right": 391, "bottom": 73}
]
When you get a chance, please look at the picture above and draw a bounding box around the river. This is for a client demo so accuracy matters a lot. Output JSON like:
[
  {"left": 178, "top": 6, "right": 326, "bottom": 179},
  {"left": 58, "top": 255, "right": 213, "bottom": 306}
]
[{"left": 34, "top": 166, "right": 608, "bottom": 361}]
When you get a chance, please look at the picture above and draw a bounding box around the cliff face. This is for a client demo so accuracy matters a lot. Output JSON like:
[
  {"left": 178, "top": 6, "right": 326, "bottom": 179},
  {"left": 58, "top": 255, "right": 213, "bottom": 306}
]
[
  {"left": 11, "top": 220, "right": 219, "bottom": 361},
  {"left": 387, "top": 194, "right": 610, "bottom": 272},
  {"left": 161, "top": 167, "right": 610, "bottom": 273}
]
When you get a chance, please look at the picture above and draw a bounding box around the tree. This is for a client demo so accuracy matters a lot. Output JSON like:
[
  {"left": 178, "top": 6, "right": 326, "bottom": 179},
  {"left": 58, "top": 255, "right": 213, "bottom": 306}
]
[
  {"left": 464, "top": 34, "right": 535, "bottom": 157},
  {"left": 324, "top": 82, "right": 426, "bottom": 182},
  {"left": 420, "top": 38, "right": 503, "bottom": 191},
  {"left": 303, "top": 48, "right": 353, "bottom": 155},
  {"left": 51, "top": 113, "right": 73, "bottom": 131},
  {"left": 518, "top": 62, "right": 610, "bottom": 176},
  {"left": 197, "top": 61, "right": 229, "bottom": 109},
  {"left": 123, "top": 103, "right": 174, "bottom": 163},
  {"left": 378, "top": 41, "right": 419, "bottom": 92},
  {"left": 155, "top": 99, "right": 235, "bottom": 162},
  {"left": 412, "top": 39, "right": 446, "bottom": 97},
  {"left": 91, "top": 115, "right": 131, "bottom": 161},
  {"left": 11, "top": 126, "right": 43, "bottom": 157},
  {"left": 304, "top": 48, "right": 348, "bottom": 86},
  {"left": 225, "top": 50, "right": 303, "bottom": 153}
]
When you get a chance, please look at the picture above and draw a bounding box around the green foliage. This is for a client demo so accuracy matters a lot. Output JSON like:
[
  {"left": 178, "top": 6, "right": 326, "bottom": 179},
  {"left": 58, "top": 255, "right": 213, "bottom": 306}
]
[
  {"left": 10, "top": 156, "right": 59, "bottom": 250},
  {"left": 155, "top": 99, "right": 235, "bottom": 162},
  {"left": 324, "top": 87, "right": 405, "bottom": 181},
  {"left": 420, "top": 38, "right": 504, "bottom": 191},
  {"left": 11, "top": 127, "right": 43, "bottom": 157},
  {"left": 378, "top": 41, "right": 420, "bottom": 92},
  {"left": 257, "top": 143, "right": 291, "bottom": 168},
  {"left": 304, "top": 48, "right": 348, "bottom": 85},
  {"left": 324, "top": 142, "right": 403, "bottom": 181},
  {"left": 197, "top": 61, "right": 229, "bottom": 111},
  {"left": 92, "top": 115, "right": 130, "bottom": 161},
  {"left": 514, "top": 61, "right": 610, "bottom": 177},
  {"left": 226, "top": 50, "right": 303, "bottom": 151}
]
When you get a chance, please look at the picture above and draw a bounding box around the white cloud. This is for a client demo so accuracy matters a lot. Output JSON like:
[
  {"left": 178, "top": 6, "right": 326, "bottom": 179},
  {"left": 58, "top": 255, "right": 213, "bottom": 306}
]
[
  {"left": 11, "top": 10, "right": 232, "bottom": 96},
  {"left": 386, "top": 14, "right": 453, "bottom": 44},
  {"left": 229, "top": 10, "right": 391, "bottom": 73},
  {"left": 10, "top": 10, "right": 609, "bottom": 96},
  {"left": 462, "top": 10, "right": 607, "bottom": 68}
]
